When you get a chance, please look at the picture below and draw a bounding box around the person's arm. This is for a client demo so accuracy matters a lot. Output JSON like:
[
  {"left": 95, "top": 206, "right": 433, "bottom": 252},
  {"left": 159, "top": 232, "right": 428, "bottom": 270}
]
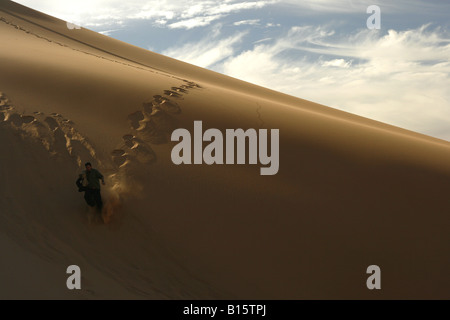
[
  {"left": 76, "top": 175, "right": 84, "bottom": 190},
  {"left": 97, "top": 170, "right": 105, "bottom": 185}
]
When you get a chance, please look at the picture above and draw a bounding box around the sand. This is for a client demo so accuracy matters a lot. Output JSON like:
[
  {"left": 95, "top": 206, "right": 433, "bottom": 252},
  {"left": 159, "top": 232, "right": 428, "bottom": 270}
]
[{"left": 0, "top": 0, "right": 449, "bottom": 299}]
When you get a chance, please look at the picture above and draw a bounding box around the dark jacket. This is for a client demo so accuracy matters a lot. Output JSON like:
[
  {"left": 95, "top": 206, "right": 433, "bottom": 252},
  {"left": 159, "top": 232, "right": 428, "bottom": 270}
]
[{"left": 83, "top": 169, "right": 104, "bottom": 189}]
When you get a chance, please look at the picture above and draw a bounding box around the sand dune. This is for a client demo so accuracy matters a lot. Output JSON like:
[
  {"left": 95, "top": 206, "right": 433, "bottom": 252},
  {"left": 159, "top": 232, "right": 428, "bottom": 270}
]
[{"left": 0, "top": 0, "right": 449, "bottom": 299}]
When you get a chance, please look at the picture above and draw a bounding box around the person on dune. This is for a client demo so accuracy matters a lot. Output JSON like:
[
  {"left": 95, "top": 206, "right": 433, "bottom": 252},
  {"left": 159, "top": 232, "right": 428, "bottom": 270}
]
[{"left": 76, "top": 162, "right": 105, "bottom": 211}]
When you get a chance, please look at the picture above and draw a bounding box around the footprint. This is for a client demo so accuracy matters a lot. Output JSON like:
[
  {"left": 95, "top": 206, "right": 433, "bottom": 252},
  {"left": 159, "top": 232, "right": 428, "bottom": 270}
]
[
  {"left": 111, "top": 149, "right": 127, "bottom": 167},
  {"left": 26, "top": 120, "right": 51, "bottom": 138},
  {"left": 163, "top": 90, "right": 182, "bottom": 99},
  {"left": 151, "top": 96, "right": 168, "bottom": 105},
  {"left": 158, "top": 99, "right": 181, "bottom": 115},
  {"left": 112, "top": 135, "right": 157, "bottom": 168},
  {"left": 130, "top": 141, "right": 156, "bottom": 164},
  {"left": 128, "top": 111, "right": 145, "bottom": 130},
  {"left": 122, "top": 134, "right": 136, "bottom": 148},
  {"left": 111, "top": 149, "right": 126, "bottom": 157},
  {"left": 122, "top": 134, "right": 134, "bottom": 141},
  {"left": 142, "top": 102, "right": 153, "bottom": 115},
  {"left": 7, "top": 113, "right": 23, "bottom": 126},
  {"left": 136, "top": 110, "right": 175, "bottom": 144},
  {"left": 21, "top": 115, "right": 35, "bottom": 124},
  {"left": 182, "top": 80, "right": 202, "bottom": 89},
  {"left": 44, "top": 116, "right": 59, "bottom": 131},
  {"left": 182, "top": 80, "right": 194, "bottom": 86},
  {"left": 0, "top": 104, "right": 12, "bottom": 111},
  {"left": 153, "top": 95, "right": 166, "bottom": 103},
  {"left": 171, "top": 87, "right": 188, "bottom": 94},
  {"left": 62, "top": 119, "right": 74, "bottom": 125},
  {"left": 53, "top": 127, "right": 68, "bottom": 152}
]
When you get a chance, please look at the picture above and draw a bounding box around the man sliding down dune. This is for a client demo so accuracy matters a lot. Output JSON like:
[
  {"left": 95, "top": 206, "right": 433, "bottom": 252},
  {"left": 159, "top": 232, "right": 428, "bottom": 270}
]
[{"left": 76, "top": 162, "right": 105, "bottom": 211}]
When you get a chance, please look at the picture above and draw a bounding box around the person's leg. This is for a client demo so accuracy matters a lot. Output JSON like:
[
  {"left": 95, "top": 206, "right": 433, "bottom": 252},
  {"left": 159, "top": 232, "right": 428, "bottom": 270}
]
[
  {"left": 84, "top": 190, "right": 96, "bottom": 207},
  {"left": 94, "top": 189, "right": 103, "bottom": 211}
]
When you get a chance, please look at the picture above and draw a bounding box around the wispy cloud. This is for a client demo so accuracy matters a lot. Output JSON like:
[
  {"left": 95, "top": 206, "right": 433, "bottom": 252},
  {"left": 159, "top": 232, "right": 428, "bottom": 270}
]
[
  {"left": 13, "top": 0, "right": 274, "bottom": 29},
  {"left": 168, "top": 14, "right": 223, "bottom": 29},
  {"left": 168, "top": 1, "right": 271, "bottom": 29},
  {"left": 253, "top": 37, "right": 272, "bottom": 44},
  {"left": 163, "top": 28, "right": 248, "bottom": 68},
  {"left": 171, "top": 24, "right": 450, "bottom": 140},
  {"left": 12, "top": 0, "right": 450, "bottom": 29},
  {"left": 280, "top": 0, "right": 450, "bottom": 14},
  {"left": 234, "top": 19, "right": 260, "bottom": 26},
  {"left": 322, "top": 59, "right": 352, "bottom": 68}
]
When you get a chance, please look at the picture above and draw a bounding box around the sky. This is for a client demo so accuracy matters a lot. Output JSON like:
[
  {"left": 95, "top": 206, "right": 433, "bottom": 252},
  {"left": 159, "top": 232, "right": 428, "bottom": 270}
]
[{"left": 12, "top": 0, "right": 450, "bottom": 141}]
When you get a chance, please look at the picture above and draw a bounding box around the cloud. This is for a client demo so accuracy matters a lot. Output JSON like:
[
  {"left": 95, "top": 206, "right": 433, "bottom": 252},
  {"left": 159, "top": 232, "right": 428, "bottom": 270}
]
[
  {"left": 13, "top": 0, "right": 274, "bottom": 29},
  {"left": 279, "top": 0, "right": 450, "bottom": 14},
  {"left": 253, "top": 37, "right": 272, "bottom": 44},
  {"left": 226, "top": 25, "right": 450, "bottom": 140},
  {"left": 289, "top": 25, "right": 450, "bottom": 63},
  {"left": 97, "top": 29, "right": 120, "bottom": 36},
  {"left": 172, "top": 24, "right": 450, "bottom": 140},
  {"left": 322, "top": 59, "right": 351, "bottom": 68},
  {"left": 168, "top": 14, "right": 223, "bottom": 29},
  {"left": 234, "top": 19, "right": 260, "bottom": 26},
  {"left": 168, "top": 1, "right": 271, "bottom": 29},
  {"left": 162, "top": 29, "right": 248, "bottom": 68}
]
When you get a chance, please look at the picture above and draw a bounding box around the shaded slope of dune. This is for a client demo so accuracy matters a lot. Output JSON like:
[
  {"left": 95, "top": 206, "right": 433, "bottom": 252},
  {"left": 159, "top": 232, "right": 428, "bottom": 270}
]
[{"left": 0, "top": 0, "right": 449, "bottom": 299}]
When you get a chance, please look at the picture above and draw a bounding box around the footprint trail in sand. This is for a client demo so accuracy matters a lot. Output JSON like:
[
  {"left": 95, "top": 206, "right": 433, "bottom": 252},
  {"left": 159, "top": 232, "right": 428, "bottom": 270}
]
[{"left": 0, "top": 79, "right": 202, "bottom": 223}]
